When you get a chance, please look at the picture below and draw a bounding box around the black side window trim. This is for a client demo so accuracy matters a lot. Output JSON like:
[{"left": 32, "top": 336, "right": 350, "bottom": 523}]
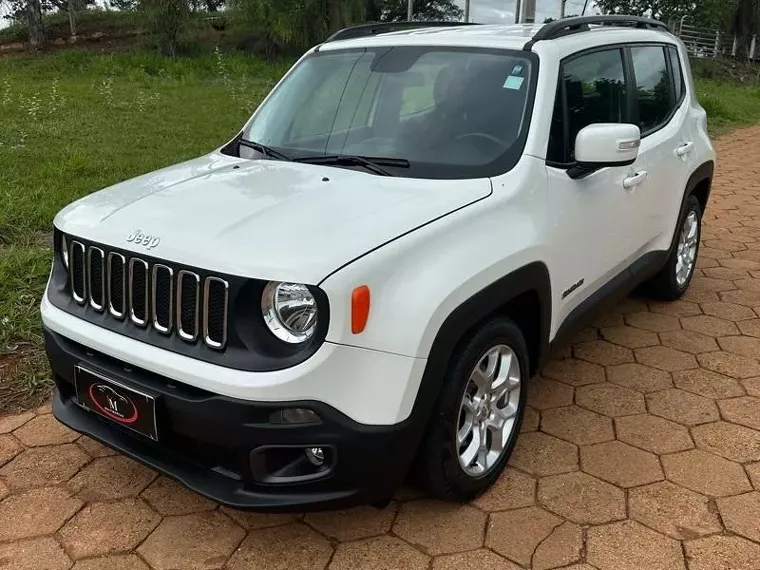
[{"left": 547, "top": 41, "right": 684, "bottom": 168}]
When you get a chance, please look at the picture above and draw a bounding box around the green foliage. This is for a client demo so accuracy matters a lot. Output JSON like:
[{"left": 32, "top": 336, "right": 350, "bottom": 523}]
[
  {"left": 367, "top": 0, "right": 462, "bottom": 21},
  {"left": 139, "top": 0, "right": 192, "bottom": 56}
]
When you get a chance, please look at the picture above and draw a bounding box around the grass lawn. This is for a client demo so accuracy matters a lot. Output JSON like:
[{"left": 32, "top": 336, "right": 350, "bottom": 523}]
[
  {"left": 0, "top": 48, "right": 291, "bottom": 413},
  {"left": 1, "top": 48, "right": 759, "bottom": 413}
]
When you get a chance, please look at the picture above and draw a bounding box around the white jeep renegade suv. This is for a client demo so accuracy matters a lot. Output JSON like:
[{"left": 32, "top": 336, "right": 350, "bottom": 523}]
[{"left": 42, "top": 16, "right": 715, "bottom": 510}]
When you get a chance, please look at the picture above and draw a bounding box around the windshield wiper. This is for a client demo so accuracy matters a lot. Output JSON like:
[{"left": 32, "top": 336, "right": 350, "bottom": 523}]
[
  {"left": 295, "top": 155, "right": 410, "bottom": 177},
  {"left": 239, "top": 139, "right": 293, "bottom": 162}
]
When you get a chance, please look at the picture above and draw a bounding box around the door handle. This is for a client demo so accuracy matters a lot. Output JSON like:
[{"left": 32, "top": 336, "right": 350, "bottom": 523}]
[
  {"left": 676, "top": 142, "right": 694, "bottom": 157},
  {"left": 623, "top": 170, "right": 648, "bottom": 189}
]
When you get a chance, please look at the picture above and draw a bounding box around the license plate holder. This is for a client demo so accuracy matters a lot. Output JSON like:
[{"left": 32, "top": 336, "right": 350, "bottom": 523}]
[{"left": 74, "top": 365, "right": 158, "bottom": 441}]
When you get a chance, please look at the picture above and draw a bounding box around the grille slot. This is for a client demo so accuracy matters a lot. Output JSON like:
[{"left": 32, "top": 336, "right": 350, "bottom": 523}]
[
  {"left": 108, "top": 253, "right": 126, "bottom": 319},
  {"left": 152, "top": 264, "right": 173, "bottom": 334},
  {"left": 129, "top": 258, "right": 149, "bottom": 327},
  {"left": 62, "top": 238, "right": 229, "bottom": 350},
  {"left": 70, "top": 241, "right": 87, "bottom": 304},
  {"left": 177, "top": 271, "right": 200, "bottom": 342},
  {"left": 204, "top": 277, "right": 229, "bottom": 350},
  {"left": 87, "top": 247, "right": 105, "bottom": 312}
]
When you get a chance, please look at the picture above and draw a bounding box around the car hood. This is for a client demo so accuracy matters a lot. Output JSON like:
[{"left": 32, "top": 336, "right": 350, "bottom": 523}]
[{"left": 54, "top": 152, "right": 492, "bottom": 284}]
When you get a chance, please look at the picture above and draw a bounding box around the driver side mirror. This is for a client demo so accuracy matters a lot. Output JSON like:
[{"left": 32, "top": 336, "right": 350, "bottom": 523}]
[{"left": 568, "top": 123, "right": 641, "bottom": 180}]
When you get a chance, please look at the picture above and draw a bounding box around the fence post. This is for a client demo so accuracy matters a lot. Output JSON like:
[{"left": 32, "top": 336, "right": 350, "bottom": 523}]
[
  {"left": 732, "top": 35, "right": 738, "bottom": 57},
  {"left": 751, "top": 35, "right": 757, "bottom": 61},
  {"left": 714, "top": 31, "right": 720, "bottom": 58}
]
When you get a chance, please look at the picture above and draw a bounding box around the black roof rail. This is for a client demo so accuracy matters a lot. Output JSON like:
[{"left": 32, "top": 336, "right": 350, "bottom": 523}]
[
  {"left": 324, "top": 21, "right": 478, "bottom": 43},
  {"left": 524, "top": 15, "right": 669, "bottom": 50}
]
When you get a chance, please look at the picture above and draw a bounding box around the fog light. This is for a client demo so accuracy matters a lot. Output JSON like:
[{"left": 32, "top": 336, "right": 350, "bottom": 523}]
[
  {"left": 269, "top": 408, "right": 320, "bottom": 424},
  {"left": 305, "top": 447, "right": 324, "bottom": 466}
]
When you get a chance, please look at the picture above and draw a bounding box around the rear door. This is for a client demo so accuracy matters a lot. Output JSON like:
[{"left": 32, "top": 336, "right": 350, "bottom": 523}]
[{"left": 628, "top": 44, "right": 695, "bottom": 249}]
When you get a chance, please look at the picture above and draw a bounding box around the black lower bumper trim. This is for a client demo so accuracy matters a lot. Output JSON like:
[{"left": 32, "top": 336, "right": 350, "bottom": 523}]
[{"left": 45, "top": 327, "right": 421, "bottom": 511}]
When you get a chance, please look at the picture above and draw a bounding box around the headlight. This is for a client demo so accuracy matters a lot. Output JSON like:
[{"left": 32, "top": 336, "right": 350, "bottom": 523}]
[
  {"left": 61, "top": 234, "right": 69, "bottom": 270},
  {"left": 262, "top": 282, "right": 318, "bottom": 343}
]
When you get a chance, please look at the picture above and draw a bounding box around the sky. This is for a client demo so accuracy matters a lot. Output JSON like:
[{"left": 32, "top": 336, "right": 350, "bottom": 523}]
[{"left": 456, "top": 0, "right": 599, "bottom": 24}]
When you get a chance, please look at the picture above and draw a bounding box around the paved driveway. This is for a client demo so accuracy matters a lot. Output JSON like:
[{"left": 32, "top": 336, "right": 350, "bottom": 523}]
[{"left": 3, "top": 128, "right": 760, "bottom": 570}]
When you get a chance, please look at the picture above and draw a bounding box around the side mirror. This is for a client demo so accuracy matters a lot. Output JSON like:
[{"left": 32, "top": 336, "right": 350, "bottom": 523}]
[{"left": 569, "top": 123, "right": 641, "bottom": 179}]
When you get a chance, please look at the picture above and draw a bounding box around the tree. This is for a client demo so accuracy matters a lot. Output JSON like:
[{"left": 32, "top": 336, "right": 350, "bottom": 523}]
[
  {"left": 369, "top": 0, "right": 462, "bottom": 22},
  {"left": 595, "top": 0, "right": 742, "bottom": 29},
  {"left": 26, "top": 0, "right": 45, "bottom": 50}
]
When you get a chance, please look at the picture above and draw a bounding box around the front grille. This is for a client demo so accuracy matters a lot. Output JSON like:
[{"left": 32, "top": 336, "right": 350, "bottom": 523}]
[{"left": 68, "top": 240, "right": 229, "bottom": 350}]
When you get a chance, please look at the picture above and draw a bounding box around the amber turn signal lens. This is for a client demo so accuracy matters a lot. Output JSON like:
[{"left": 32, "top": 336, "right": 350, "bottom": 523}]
[{"left": 351, "top": 285, "right": 370, "bottom": 334}]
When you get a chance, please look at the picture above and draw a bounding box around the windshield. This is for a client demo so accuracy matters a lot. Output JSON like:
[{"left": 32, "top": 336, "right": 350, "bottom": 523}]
[{"left": 243, "top": 46, "right": 536, "bottom": 179}]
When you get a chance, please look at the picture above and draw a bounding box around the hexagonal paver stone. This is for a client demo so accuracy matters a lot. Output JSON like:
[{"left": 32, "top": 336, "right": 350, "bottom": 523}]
[
  {"left": 540, "top": 406, "right": 614, "bottom": 445},
  {"left": 625, "top": 312, "right": 682, "bottom": 333},
  {"left": 659, "top": 330, "right": 720, "bottom": 355},
  {"left": 532, "top": 521, "right": 583, "bottom": 570},
  {"left": 702, "top": 301, "right": 757, "bottom": 321},
  {"left": 587, "top": 520, "right": 685, "bottom": 570},
  {"left": 581, "top": 441, "right": 663, "bottom": 488},
  {"left": 600, "top": 326, "right": 659, "bottom": 349},
  {"left": 219, "top": 507, "right": 299, "bottom": 530},
  {"left": 538, "top": 472, "right": 625, "bottom": 524},
  {"left": 615, "top": 415, "right": 693, "bottom": 455},
  {"left": 692, "top": 421, "right": 760, "bottom": 463},
  {"left": 76, "top": 436, "right": 117, "bottom": 458},
  {"left": 718, "top": 336, "right": 760, "bottom": 359},
  {"left": 682, "top": 315, "right": 739, "bottom": 337},
  {"left": 698, "top": 352, "right": 760, "bottom": 379},
  {"left": 472, "top": 467, "right": 535, "bottom": 512},
  {"left": 672, "top": 369, "right": 745, "bottom": 400},
  {"left": 521, "top": 406, "right": 540, "bottom": 432},
  {"left": 576, "top": 383, "right": 645, "bottom": 417},
  {"left": 718, "top": 396, "right": 760, "bottom": 430},
  {"left": 393, "top": 500, "right": 486, "bottom": 555},
  {"left": 59, "top": 498, "right": 161, "bottom": 559},
  {"left": 649, "top": 299, "right": 701, "bottom": 317},
  {"left": 744, "top": 377, "right": 760, "bottom": 397},
  {"left": 527, "top": 377, "right": 573, "bottom": 410},
  {"left": 721, "top": 289, "right": 760, "bottom": 307},
  {"left": 508, "top": 432, "right": 578, "bottom": 476},
  {"left": 0, "top": 479, "right": 8, "bottom": 501},
  {"left": 72, "top": 554, "right": 150, "bottom": 570},
  {"left": 0, "top": 443, "right": 89, "bottom": 490},
  {"left": 738, "top": 318, "right": 760, "bottom": 338},
  {"left": 67, "top": 456, "right": 156, "bottom": 501},
  {"left": 629, "top": 481, "right": 721, "bottom": 540},
  {"left": 542, "top": 358, "right": 606, "bottom": 386},
  {"left": 12, "top": 415, "right": 79, "bottom": 447},
  {"left": 0, "top": 433, "right": 23, "bottom": 466},
  {"left": 662, "top": 449, "right": 751, "bottom": 497},
  {"left": 685, "top": 535, "right": 760, "bottom": 570},
  {"left": 432, "top": 549, "right": 520, "bottom": 570},
  {"left": 226, "top": 522, "right": 332, "bottom": 570},
  {"left": 0, "top": 486, "right": 83, "bottom": 541},
  {"left": 140, "top": 476, "right": 216, "bottom": 516},
  {"left": 305, "top": 504, "right": 396, "bottom": 541},
  {"left": 635, "top": 346, "right": 698, "bottom": 372},
  {"left": 606, "top": 363, "right": 673, "bottom": 394},
  {"left": 736, "top": 277, "right": 760, "bottom": 291},
  {"left": 574, "top": 341, "right": 634, "bottom": 366},
  {"left": 747, "top": 462, "right": 760, "bottom": 490},
  {"left": 486, "top": 506, "right": 562, "bottom": 566},
  {"left": 328, "top": 536, "right": 427, "bottom": 570},
  {"left": 716, "top": 491, "right": 760, "bottom": 543},
  {"left": 0, "top": 411, "right": 34, "bottom": 434},
  {"left": 138, "top": 511, "right": 245, "bottom": 570},
  {"left": 0, "top": 537, "right": 72, "bottom": 570},
  {"left": 647, "top": 389, "right": 719, "bottom": 426}
]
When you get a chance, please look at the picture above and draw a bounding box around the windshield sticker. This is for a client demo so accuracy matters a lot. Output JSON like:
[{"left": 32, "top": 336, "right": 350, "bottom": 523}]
[
  {"left": 503, "top": 75, "right": 525, "bottom": 90},
  {"left": 512, "top": 64, "right": 524, "bottom": 75}
]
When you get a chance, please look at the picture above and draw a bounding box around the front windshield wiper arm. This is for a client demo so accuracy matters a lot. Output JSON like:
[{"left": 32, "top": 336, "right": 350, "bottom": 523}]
[
  {"left": 239, "top": 139, "right": 293, "bottom": 162},
  {"left": 294, "top": 155, "right": 410, "bottom": 177}
]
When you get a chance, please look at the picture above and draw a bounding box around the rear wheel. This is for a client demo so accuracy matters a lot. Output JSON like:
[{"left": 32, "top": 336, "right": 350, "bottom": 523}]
[
  {"left": 645, "top": 194, "right": 702, "bottom": 301},
  {"left": 416, "top": 318, "right": 527, "bottom": 500}
]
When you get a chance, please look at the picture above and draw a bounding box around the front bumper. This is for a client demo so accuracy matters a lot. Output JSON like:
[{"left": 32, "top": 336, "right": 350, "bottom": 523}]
[{"left": 46, "top": 327, "right": 421, "bottom": 511}]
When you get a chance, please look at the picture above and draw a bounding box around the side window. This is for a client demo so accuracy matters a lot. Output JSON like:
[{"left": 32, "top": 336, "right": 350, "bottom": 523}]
[
  {"left": 668, "top": 46, "right": 684, "bottom": 103},
  {"left": 547, "top": 49, "right": 627, "bottom": 163},
  {"left": 631, "top": 46, "right": 672, "bottom": 133}
]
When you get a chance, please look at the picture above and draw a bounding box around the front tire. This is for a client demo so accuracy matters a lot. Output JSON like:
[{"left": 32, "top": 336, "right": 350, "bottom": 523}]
[
  {"left": 645, "top": 194, "right": 702, "bottom": 301},
  {"left": 416, "top": 318, "right": 528, "bottom": 501}
]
